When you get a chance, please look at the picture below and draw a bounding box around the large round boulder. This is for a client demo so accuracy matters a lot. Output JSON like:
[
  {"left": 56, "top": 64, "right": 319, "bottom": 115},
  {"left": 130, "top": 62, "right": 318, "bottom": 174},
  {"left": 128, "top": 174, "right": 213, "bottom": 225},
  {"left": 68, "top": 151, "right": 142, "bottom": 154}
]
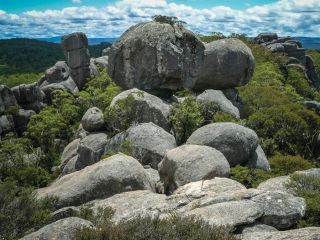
[
  {"left": 186, "top": 122, "right": 259, "bottom": 167},
  {"left": 81, "top": 107, "right": 105, "bottom": 132},
  {"left": 37, "top": 153, "right": 153, "bottom": 207},
  {"left": 194, "top": 38, "right": 255, "bottom": 90},
  {"left": 0, "top": 85, "right": 17, "bottom": 114},
  {"left": 108, "top": 21, "right": 205, "bottom": 91},
  {"left": 109, "top": 88, "right": 171, "bottom": 131},
  {"left": 104, "top": 122, "right": 176, "bottom": 169},
  {"left": 158, "top": 145, "right": 230, "bottom": 193}
]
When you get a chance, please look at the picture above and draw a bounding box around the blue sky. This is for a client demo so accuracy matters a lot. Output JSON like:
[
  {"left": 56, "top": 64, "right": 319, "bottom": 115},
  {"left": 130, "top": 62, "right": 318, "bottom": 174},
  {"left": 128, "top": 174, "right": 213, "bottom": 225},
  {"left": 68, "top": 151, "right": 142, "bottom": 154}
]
[{"left": 0, "top": 0, "right": 319, "bottom": 38}]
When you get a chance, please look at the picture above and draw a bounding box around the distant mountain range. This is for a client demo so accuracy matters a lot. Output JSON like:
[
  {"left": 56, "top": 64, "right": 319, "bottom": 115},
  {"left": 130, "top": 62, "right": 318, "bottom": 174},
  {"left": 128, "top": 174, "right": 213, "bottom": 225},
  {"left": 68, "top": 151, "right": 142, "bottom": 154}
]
[
  {"left": 36, "top": 36, "right": 320, "bottom": 50},
  {"left": 36, "top": 37, "right": 117, "bottom": 45}
]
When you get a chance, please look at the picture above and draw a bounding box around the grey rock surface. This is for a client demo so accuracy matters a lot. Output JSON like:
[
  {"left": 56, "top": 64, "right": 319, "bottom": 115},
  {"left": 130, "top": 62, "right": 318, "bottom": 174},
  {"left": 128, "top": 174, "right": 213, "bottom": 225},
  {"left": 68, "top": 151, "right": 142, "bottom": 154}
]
[
  {"left": 20, "top": 217, "right": 94, "bottom": 240},
  {"left": 247, "top": 145, "right": 271, "bottom": 171},
  {"left": 37, "top": 153, "right": 153, "bottom": 207},
  {"left": 251, "top": 191, "right": 306, "bottom": 229},
  {"left": 197, "top": 89, "right": 240, "bottom": 119},
  {"left": 257, "top": 176, "right": 294, "bottom": 195},
  {"left": 187, "top": 122, "right": 259, "bottom": 167},
  {"left": 158, "top": 145, "right": 230, "bottom": 193},
  {"left": 104, "top": 123, "right": 176, "bottom": 169},
  {"left": 59, "top": 138, "right": 80, "bottom": 170},
  {"left": 240, "top": 227, "right": 320, "bottom": 240},
  {"left": 61, "top": 32, "right": 91, "bottom": 89},
  {"left": 194, "top": 38, "right": 255, "bottom": 90},
  {"left": 109, "top": 88, "right": 171, "bottom": 131},
  {"left": 184, "top": 200, "right": 263, "bottom": 231},
  {"left": 12, "top": 109, "right": 36, "bottom": 134},
  {"left": 0, "top": 85, "right": 17, "bottom": 114},
  {"left": 108, "top": 21, "right": 204, "bottom": 91},
  {"left": 81, "top": 107, "right": 105, "bottom": 132}
]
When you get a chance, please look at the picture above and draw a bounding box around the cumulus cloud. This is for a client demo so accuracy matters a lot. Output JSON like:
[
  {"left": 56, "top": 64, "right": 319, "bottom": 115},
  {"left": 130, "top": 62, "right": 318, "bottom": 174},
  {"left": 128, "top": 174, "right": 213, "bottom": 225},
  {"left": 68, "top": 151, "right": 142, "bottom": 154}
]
[{"left": 0, "top": 0, "right": 319, "bottom": 38}]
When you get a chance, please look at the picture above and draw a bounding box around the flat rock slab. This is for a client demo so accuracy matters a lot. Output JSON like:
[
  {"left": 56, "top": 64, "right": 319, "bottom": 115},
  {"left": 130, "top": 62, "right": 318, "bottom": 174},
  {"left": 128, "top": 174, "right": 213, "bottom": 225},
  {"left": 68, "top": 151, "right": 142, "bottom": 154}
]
[
  {"left": 20, "top": 217, "right": 93, "bottom": 240},
  {"left": 240, "top": 227, "right": 320, "bottom": 240}
]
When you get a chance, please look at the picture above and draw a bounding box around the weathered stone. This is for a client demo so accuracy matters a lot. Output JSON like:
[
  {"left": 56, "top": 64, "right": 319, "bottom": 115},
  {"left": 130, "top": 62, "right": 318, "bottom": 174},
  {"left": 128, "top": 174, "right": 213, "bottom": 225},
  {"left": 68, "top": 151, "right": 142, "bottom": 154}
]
[
  {"left": 81, "top": 107, "right": 105, "bottom": 132},
  {"left": 197, "top": 89, "right": 240, "bottom": 119},
  {"left": 0, "top": 115, "right": 14, "bottom": 135},
  {"left": 59, "top": 138, "right": 80, "bottom": 170},
  {"left": 294, "top": 168, "right": 320, "bottom": 177},
  {"left": 304, "top": 100, "right": 320, "bottom": 114},
  {"left": 108, "top": 21, "right": 205, "bottom": 91},
  {"left": 184, "top": 200, "right": 263, "bottom": 231},
  {"left": 159, "top": 145, "right": 230, "bottom": 193},
  {"left": 247, "top": 145, "right": 271, "bottom": 171},
  {"left": 238, "top": 222, "right": 278, "bottom": 235},
  {"left": 37, "top": 154, "right": 153, "bottom": 207},
  {"left": 187, "top": 122, "right": 259, "bottom": 167},
  {"left": 20, "top": 217, "right": 93, "bottom": 240},
  {"left": 241, "top": 227, "right": 320, "bottom": 240},
  {"left": 194, "top": 38, "right": 255, "bottom": 90},
  {"left": 254, "top": 33, "right": 278, "bottom": 44},
  {"left": 257, "top": 176, "right": 294, "bottom": 195},
  {"left": 94, "top": 56, "right": 109, "bottom": 69},
  {"left": 104, "top": 123, "right": 176, "bottom": 169},
  {"left": 43, "top": 61, "right": 70, "bottom": 84},
  {"left": 144, "top": 166, "right": 160, "bottom": 193},
  {"left": 109, "top": 88, "right": 171, "bottom": 131},
  {"left": 12, "top": 109, "right": 36, "bottom": 134},
  {"left": 251, "top": 191, "right": 306, "bottom": 229},
  {"left": 61, "top": 32, "right": 88, "bottom": 51},
  {"left": 51, "top": 207, "right": 80, "bottom": 221},
  {"left": 74, "top": 123, "right": 88, "bottom": 139},
  {"left": 87, "top": 190, "right": 172, "bottom": 223},
  {"left": 0, "top": 85, "right": 17, "bottom": 114},
  {"left": 11, "top": 83, "right": 45, "bottom": 113}
]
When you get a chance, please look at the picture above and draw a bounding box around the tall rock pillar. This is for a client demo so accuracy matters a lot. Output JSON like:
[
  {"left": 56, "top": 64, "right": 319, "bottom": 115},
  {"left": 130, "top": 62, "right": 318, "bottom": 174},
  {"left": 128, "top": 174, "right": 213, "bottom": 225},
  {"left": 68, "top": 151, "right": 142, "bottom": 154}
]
[{"left": 61, "top": 32, "right": 90, "bottom": 89}]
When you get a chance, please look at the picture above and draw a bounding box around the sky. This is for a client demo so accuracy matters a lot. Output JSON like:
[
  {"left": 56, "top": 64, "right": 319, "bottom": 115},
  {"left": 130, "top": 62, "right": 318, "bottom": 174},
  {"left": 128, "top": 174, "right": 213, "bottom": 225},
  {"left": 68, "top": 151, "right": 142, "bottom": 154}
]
[{"left": 0, "top": 0, "right": 319, "bottom": 38}]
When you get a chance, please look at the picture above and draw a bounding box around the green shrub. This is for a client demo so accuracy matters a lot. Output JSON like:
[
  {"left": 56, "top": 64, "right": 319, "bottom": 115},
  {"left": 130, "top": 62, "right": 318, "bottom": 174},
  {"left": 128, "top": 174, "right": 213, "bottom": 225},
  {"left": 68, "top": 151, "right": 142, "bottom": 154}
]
[
  {"left": 104, "top": 93, "right": 135, "bottom": 135},
  {"left": 0, "top": 180, "right": 56, "bottom": 240},
  {"left": 230, "top": 166, "right": 276, "bottom": 188},
  {"left": 169, "top": 96, "right": 205, "bottom": 145},
  {"left": 77, "top": 69, "right": 121, "bottom": 113},
  {"left": 269, "top": 154, "right": 312, "bottom": 175},
  {"left": 239, "top": 85, "right": 296, "bottom": 116},
  {"left": 249, "top": 62, "right": 285, "bottom": 86},
  {"left": 289, "top": 174, "right": 320, "bottom": 227},
  {"left": 212, "top": 112, "right": 237, "bottom": 123},
  {"left": 0, "top": 71, "right": 42, "bottom": 87},
  {"left": 286, "top": 67, "right": 316, "bottom": 99},
  {"left": 247, "top": 104, "right": 320, "bottom": 159},
  {"left": 0, "top": 134, "right": 51, "bottom": 187},
  {"left": 75, "top": 215, "right": 238, "bottom": 240}
]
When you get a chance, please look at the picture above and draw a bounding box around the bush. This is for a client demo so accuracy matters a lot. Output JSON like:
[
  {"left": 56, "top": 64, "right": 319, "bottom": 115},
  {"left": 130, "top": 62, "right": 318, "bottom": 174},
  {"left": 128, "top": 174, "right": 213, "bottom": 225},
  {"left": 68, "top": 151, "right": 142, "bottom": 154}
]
[
  {"left": 289, "top": 174, "right": 320, "bottom": 227},
  {"left": 249, "top": 62, "right": 285, "bottom": 86},
  {"left": 75, "top": 215, "right": 238, "bottom": 240},
  {"left": 247, "top": 104, "right": 320, "bottom": 159},
  {"left": 230, "top": 166, "right": 275, "bottom": 188},
  {"left": 212, "top": 112, "right": 237, "bottom": 123},
  {"left": 239, "top": 85, "right": 296, "bottom": 116},
  {"left": 269, "top": 154, "right": 312, "bottom": 175},
  {"left": 286, "top": 67, "right": 317, "bottom": 99},
  {"left": 169, "top": 96, "right": 205, "bottom": 145},
  {"left": 0, "top": 134, "right": 51, "bottom": 187},
  {"left": 0, "top": 180, "right": 56, "bottom": 240}
]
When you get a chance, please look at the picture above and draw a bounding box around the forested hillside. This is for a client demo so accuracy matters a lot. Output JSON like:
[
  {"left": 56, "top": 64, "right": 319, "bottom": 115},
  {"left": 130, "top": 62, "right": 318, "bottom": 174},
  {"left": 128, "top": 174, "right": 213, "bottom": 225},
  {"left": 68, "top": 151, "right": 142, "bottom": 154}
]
[{"left": 0, "top": 38, "right": 111, "bottom": 87}]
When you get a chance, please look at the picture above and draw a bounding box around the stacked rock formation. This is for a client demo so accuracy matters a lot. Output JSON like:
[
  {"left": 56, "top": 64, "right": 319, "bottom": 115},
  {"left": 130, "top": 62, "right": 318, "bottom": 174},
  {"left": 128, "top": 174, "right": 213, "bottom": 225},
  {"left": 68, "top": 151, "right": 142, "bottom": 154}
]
[
  {"left": 61, "top": 32, "right": 91, "bottom": 89},
  {"left": 254, "top": 33, "right": 320, "bottom": 89}
]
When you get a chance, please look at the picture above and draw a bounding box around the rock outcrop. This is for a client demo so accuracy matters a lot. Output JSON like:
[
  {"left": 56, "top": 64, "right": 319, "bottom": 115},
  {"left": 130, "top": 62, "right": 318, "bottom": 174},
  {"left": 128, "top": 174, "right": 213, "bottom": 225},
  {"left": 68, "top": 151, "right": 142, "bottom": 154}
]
[
  {"left": 247, "top": 145, "right": 271, "bottom": 171},
  {"left": 61, "top": 32, "right": 91, "bottom": 89},
  {"left": 187, "top": 122, "right": 259, "bottom": 167},
  {"left": 109, "top": 88, "right": 171, "bottom": 131},
  {"left": 254, "top": 33, "right": 320, "bottom": 89},
  {"left": 37, "top": 153, "right": 153, "bottom": 207},
  {"left": 158, "top": 145, "right": 230, "bottom": 193},
  {"left": 196, "top": 89, "right": 240, "bottom": 119},
  {"left": 194, "top": 38, "right": 255, "bottom": 90},
  {"left": 81, "top": 107, "right": 105, "bottom": 132},
  {"left": 20, "top": 217, "right": 94, "bottom": 240},
  {"left": 0, "top": 85, "right": 17, "bottom": 114},
  {"left": 108, "top": 21, "right": 205, "bottom": 91},
  {"left": 104, "top": 123, "right": 176, "bottom": 169}
]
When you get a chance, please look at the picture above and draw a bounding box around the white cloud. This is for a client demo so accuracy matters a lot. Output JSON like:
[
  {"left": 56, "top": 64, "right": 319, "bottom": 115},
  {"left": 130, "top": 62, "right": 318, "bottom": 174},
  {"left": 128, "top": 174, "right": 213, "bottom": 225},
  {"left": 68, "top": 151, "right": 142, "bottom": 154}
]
[
  {"left": 0, "top": 0, "right": 319, "bottom": 38},
  {"left": 72, "top": 0, "right": 82, "bottom": 3}
]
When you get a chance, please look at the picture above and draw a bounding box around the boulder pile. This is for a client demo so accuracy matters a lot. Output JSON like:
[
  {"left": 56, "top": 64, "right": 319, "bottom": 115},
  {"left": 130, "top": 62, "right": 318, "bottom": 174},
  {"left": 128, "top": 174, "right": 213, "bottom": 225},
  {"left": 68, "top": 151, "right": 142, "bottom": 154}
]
[{"left": 254, "top": 33, "right": 320, "bottom": 89}]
